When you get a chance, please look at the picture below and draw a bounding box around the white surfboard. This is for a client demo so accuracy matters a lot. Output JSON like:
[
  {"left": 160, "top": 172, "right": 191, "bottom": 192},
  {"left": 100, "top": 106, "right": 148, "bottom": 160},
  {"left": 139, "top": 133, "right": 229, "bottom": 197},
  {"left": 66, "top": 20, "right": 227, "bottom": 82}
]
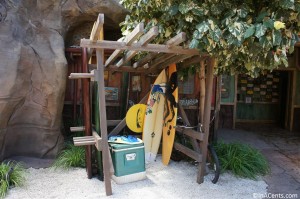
[{"left": 143, "top": 69, "right": 166, "bottom": 163}]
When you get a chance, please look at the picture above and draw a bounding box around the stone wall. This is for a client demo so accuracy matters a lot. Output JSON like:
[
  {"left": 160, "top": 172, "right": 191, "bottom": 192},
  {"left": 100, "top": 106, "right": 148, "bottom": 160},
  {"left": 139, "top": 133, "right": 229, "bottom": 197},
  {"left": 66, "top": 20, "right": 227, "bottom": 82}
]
[{"left": 0, "top": 0, "right": 127, "bottom": 162}]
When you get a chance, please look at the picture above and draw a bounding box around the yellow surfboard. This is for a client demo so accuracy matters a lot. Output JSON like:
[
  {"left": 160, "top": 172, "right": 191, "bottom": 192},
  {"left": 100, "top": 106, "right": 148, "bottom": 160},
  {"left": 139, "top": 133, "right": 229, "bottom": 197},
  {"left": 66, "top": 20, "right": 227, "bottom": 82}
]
[
  {"left": 143, "top": 69, "right": 166, "bottom": 163},
  {"left": 162, "top": 64, "right": 178, "bottom": 166}
]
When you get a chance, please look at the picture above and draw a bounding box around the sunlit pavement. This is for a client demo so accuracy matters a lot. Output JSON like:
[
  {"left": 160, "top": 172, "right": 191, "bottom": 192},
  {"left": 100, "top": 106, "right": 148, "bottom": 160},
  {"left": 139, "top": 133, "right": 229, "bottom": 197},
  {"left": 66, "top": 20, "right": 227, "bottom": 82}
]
[{"left": 218, "top": 124, "right": 300, "bottom": 196}]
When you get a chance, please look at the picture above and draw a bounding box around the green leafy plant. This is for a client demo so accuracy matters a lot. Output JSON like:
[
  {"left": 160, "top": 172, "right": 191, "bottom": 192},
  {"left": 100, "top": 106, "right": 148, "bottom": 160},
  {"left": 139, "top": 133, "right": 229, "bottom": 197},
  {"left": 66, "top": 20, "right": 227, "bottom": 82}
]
[
  {"left": 52, "top": 144, "right": 85, "bottom": 169},
  {"left": 120, "top": 0, "right": 300, "bottom": 76},
  {"left": 0, "top": 161, "right": 25, "bottom": 198},
  {"left": 214, "top": 142, "right": 270, "bottom": 179}
]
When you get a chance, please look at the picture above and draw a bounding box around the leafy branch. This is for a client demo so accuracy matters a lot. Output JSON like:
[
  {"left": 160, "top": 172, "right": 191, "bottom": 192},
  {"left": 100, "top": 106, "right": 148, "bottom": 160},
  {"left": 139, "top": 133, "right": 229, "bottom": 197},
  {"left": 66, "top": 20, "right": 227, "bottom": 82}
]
[{"left": 120, "top": 0, "right": 300, "bottom": 76}]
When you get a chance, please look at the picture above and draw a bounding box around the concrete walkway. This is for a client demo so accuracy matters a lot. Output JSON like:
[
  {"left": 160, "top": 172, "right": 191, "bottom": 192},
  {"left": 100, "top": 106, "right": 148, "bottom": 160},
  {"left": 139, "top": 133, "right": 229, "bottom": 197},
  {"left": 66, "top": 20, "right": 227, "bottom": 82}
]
[{"left": 218, "top": 124, "right": 300, "bottom": 197}]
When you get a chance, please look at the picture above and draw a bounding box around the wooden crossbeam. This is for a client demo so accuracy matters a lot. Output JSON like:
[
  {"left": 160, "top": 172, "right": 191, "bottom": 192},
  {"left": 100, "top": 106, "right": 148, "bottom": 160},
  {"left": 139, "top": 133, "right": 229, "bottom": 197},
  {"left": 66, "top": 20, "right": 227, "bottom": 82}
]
[
  {"left": 105, "top": 23, "right": 144, "bottom": 67},
  {"left": 180, "top": 56, "right": 208, "bottom": 69},
  {"left": 70, "top": 126, "right": 85, "bottom": 132},
  {"left": 166, "top": 32, "right": 186, "bottom": 46},
  {"left": 178, "top": 103, "right": 200, "bottom": 153},
  {"left": 81, "top": 39, "right": 199, "bottom": 55},
  {"left": 132, "top": 32, "right": 188, "bottom": 68},
  {"left": 175, "top": 127, "right": 204, "bottom": 141},
  {"left": 117, "top": 26, "right": 159, "bottom": 67},
  {"left": 173, "top": 142, "right": 202, "bottom": 162},
  {"left": 106, "top": 65, "right": 149, "bottom": 73},
  {"left": 133, "top": 53, "right": 159, "bottom": 68},
  {"left": 90, "top": 14, "right": 104, "bottom": 41},
  {"left": 87, "top": 14, "right": 104, "bottom": 60},
  {"left": 148, "top": 54, "right": 193, "bottom": 73},
  {"left": 147, "top": 54, "right": 176, "bottom": 69},
  {"left": 68, "top": 72, "right": 94, "bottom": 80},
  {"left": 73, "top": 136, "right": 94, "bottom": 141},
  {"left": 160, "top": 54, "right": 194, "bottom": 69},
  {"left": 73, "top": 132, "right": 102, "bottom": 151}
]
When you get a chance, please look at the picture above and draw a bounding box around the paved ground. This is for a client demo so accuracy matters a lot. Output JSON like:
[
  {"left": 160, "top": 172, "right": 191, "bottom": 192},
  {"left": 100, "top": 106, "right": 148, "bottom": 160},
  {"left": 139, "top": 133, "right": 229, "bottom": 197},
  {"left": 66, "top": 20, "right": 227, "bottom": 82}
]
[{"left": 218, "top": 124, "right": 300, "bottom": 197}]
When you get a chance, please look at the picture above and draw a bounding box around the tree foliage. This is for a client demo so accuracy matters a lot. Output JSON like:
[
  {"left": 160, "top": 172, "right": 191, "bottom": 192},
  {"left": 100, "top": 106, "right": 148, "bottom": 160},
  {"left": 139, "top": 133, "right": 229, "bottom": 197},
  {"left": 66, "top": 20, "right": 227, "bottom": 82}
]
[{"left": 120, "top": 0, "right": 300, "bottom": 76}]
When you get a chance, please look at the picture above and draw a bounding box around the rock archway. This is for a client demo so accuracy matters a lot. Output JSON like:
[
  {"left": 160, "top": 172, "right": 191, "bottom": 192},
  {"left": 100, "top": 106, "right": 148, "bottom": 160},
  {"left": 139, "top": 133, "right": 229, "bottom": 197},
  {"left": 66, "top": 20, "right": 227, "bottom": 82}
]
[{"left": 0, "top": 0, "right": 127, "bottom": 163}]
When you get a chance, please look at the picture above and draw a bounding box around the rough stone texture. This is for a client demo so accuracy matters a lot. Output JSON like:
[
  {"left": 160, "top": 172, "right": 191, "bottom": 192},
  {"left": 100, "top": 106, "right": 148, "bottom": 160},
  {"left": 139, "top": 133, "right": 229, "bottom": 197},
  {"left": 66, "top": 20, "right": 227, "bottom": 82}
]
[{"left": 0, "top": 0, "right": 127, "bottom": 162}]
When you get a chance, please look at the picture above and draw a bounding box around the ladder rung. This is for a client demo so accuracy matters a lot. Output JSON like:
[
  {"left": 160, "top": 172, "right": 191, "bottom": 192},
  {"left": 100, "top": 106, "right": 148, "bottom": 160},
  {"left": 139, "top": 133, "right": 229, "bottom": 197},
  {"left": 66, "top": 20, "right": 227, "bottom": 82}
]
[{"left": 74, "top": 140, "right": 96, "bottom": 146}]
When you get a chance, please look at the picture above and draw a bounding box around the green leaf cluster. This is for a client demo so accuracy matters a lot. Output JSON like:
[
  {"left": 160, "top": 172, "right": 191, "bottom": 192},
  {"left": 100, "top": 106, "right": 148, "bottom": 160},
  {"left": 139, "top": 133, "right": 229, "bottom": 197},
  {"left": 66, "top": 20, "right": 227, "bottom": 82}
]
[
  {"left": 214, "top": 142, "right": 270, "bottom": 179},
  {"left": 52, "top": 144, "right": 85, "bottom": 170},
  {"left": 120, "top": 0, "right": 300, "bottom": 76},
  {"left": 0, "top": 161, "right": 25, "bottom": 198}
]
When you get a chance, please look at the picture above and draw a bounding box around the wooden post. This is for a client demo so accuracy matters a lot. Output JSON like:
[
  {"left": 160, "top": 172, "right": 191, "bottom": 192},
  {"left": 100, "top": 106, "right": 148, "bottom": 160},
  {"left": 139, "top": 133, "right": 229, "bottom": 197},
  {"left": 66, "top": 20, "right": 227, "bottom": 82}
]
[
  {"left": 197, "top": 57, "right": 214, "bottom": 183},
  {"left": 93, "top": 81, "right": 104, "bottom": 180},
  {"left": 120, "top": 72, "right": 129, "bottom": 119},
  {"left": 73, "top": 62, "right": 78, "bottom": 120},
  {"left": 82, "top": 47, "right": 93, "bottom": 179},
  {"left": 199, "top": 60, "right": 205, "bottom": 125},
  {"left": 233, "top": 75, "right": 238, "bottom": 129},
  {"left": 289, "top": 70, "right": 296, "bottom": 131},
  {"left": 95, "top": 48, "right": 112, "bottom": 195},
  {"left": 213, "top": 75, "right": 222, "bottom": 141}
]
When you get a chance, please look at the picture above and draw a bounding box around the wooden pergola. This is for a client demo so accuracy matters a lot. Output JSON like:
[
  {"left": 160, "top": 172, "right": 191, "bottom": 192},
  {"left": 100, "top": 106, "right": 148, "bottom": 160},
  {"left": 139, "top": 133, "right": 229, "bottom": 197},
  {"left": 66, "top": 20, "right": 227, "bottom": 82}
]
[{"left": 69, "top": 14, "right": 215, "bottom": 196}]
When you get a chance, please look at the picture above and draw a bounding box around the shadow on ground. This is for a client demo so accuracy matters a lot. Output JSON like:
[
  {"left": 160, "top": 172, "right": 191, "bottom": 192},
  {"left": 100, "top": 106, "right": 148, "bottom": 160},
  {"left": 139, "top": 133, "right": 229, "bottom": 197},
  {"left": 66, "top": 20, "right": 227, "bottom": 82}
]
[{"left": 218, "top": 124, "right": 300, "bottom": 196}]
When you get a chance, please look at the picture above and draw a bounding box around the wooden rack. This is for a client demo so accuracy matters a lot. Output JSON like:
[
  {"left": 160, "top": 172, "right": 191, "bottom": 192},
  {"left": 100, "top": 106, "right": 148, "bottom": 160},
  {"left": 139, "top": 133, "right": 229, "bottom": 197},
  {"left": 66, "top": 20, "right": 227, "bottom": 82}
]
[{"left": 69, "top": 13, "right": 214, "bottom": 196}]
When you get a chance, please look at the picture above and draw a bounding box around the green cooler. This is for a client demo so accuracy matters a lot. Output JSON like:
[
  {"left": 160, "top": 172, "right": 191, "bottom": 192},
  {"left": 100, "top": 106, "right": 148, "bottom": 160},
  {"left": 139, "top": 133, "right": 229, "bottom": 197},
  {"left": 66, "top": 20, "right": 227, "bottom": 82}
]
[{"left": 109, "top": 142, "right": 146, "bottom": 184}]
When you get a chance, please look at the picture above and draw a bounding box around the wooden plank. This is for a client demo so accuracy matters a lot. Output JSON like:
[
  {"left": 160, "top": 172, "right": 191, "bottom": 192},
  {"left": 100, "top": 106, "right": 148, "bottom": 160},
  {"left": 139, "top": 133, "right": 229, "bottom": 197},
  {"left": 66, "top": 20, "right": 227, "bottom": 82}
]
[
  {"left": 74, "top": 140, "right": 96, "bottom": 146},
  {"left": 233, "top": 75, "right": 238, "bottom": 129},
  {"left": 70, "top": 126, "right": 85, "bottom": 132},
  {"left": 174, "top": 142, "right": 202, "bottom": 162},
  {"left": 289, "top": 70, "right": 296, "bottom": 131},
  {"left": 213, "top": 75, "right": 222, "bottom": 140},
  {"left": 180, "top": 56, "right": 208, "bottom": 69},
  {"left": 91, "top": 64, "right": 149, "bottom": 73},
  {"left": 131, "top": 32, "right": 189, "bottom": 68},
  {"left": 81, "top": 39, "right": 200, "bottom": 55},
  {"left": 220, "top": 102, "right": 235, "bottom": 105},
  {"left": 175, "top": 127, "right": 204, "bottom": 141},
  {"left": 166, "top": 32, "right": 186, "bottom": 46},
  {"left": 133, "top": 53, "right": 159, "bottom": 68},
  {"left": 87, "top": 14, "right": 104, "bottom": 60},
  {"left": 95, "top": 48, "right": 112, "bottom": 196},
  {"left": 69, "top": 73, "right": 94, "bottom": 79},
  {"left": 108, "top": 91, "right": 149, "bottom": 136},
  {"left": 92, "top": 82, "right": 104, "bottom": 180},
  {"left": 197, "top": 57, "right": 214, "bottom": 184},
  {"left": 149, "top": 54, "right": 193, "bottom": 73},
  {"left": 199, "top": 60, "right": 205, "bottom": 125},
  {"left": 107, "top": 120, "right": 122, "bottom": 126},
  {"left": 178, "top": 103, "right": 192, "bottom": 126},
  {"left": 117, "top": 26, "right": 158, "bottom": 67},
  {"left": 178, "top": 103, "right": 200, "bottom": 152},
  {"left": 73, "top": 136, "right": 94, "bottom": 141},
  {"left": 105, "top": 23, "right": 144, "bottom": 67},
  {"left": 90, "top": 14, "right": 104, "bottom": 41},
  {"left": 73, "top": 62, "right": 78, "bottom": 120},
  {"left": 93, "top": 131, "right": 102, "bottom": 151},
  {"left": 107, "top": 65, "right": 149, "bottom": 73},
  {"left": 82, "top": 47, "right": 93, "bottom": 179},
  {"left": 147, "top": 54, "right": 175, "bottom": 70}
]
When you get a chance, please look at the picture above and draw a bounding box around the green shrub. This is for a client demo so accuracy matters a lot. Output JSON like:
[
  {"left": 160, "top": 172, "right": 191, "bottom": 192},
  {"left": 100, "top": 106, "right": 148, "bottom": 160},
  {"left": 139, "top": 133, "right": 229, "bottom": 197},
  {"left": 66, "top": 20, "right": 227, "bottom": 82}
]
[
  {"left": 0, "top": 161, "right": 25, "bottom": 198},
  {"left": 214, "top": 142, "right": 270, "bottom": 179},
  {"left": 52, "top": 144, "right": 85, "bottom": 169}
]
